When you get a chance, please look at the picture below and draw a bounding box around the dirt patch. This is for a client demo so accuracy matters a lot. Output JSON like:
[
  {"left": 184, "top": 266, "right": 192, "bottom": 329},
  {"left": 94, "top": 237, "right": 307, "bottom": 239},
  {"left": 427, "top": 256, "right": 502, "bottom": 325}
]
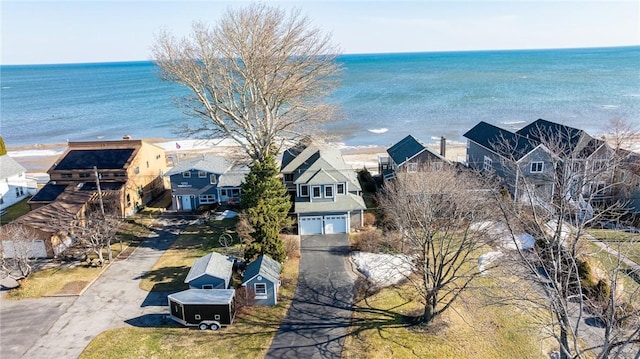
[{"left": 55, "top": 280, "right": 90, "bottom": 295}]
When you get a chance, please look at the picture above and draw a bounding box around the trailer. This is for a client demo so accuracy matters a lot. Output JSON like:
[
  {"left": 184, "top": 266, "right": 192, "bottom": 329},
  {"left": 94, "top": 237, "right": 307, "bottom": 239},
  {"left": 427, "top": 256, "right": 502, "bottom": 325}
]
[{"left": 167, "top": 289, "right": 236, "bottom": 330}]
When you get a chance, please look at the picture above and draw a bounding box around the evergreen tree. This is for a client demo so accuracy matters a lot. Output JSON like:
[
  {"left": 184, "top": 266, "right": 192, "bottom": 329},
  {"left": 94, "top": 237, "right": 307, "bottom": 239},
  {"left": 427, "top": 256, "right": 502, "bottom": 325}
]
[{"left": 240, "top": 153, "right": 291, "bottom": 262}]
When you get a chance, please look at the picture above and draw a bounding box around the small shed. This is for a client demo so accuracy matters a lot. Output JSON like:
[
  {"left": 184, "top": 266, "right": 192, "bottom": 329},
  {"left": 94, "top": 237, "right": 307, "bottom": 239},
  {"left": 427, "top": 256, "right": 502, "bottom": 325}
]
[
  {"left": 185, "top": 252, "right": 234, "bottom": 289},
  {"left": 167, "top": 288, "right": 236, "bottom": 330},
  {"left": 241, "top": 255, "right": 282, "bottom": 306}
]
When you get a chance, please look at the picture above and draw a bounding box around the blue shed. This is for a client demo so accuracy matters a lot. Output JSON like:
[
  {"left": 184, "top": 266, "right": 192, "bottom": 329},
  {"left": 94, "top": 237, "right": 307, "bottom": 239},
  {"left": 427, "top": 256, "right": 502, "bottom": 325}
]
[
  {"left": 185, "top": 252, "right": 234, "bottom": 290},
  {"left": 241, "top": 255, "right": 282, "bottom": 306}
]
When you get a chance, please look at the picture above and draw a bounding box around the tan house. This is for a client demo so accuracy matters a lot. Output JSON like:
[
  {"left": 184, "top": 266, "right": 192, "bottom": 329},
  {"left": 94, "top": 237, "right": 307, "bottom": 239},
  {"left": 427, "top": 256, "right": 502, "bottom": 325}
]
[{"left": 8, "top": 139, "right": 168, "bottom": 258}]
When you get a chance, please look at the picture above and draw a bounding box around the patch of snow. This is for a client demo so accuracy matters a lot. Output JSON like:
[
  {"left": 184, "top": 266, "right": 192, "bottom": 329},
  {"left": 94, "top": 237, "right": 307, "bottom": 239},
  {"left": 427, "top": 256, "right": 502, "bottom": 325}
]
[
  {"left": 478, "top": 251, "right": 503, "bottom": 274},
  {"left": 471, "top": 221, "right": 535, "bottom": 250},
  {"left": 350, "top": 251, "right": 413, "bottom": 287},
  {"left": 214, "top": 210, "right": 238, "bottom": 220}
]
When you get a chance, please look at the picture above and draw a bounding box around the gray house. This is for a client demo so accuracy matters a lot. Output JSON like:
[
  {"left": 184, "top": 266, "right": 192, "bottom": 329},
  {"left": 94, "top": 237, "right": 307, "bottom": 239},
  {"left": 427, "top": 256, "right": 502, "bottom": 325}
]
[
  {"left": 378, "top": 135, "right": 450, "bottom": 181},
  {"left": 464, "top": 119, "right": 613, "bottom": 204},
  {"left": 241, "top": 254, "right": 281, "bottom": 306},
  {"left": 281, "top": 143, "right": 366, "bottom": 235},
  {"left": 184, "top": 252, "right": 234, "bottom": 290},
  {"left": 165, "top": 154, "right": 249, "bottom": 211}
]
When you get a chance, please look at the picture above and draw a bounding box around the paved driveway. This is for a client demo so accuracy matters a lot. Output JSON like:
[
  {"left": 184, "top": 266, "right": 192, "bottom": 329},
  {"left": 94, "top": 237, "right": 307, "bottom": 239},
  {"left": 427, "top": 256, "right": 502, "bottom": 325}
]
[
  {"left": 266, "top": 234, "right": 355, "bottom": 359},
  {"left": 0, "top": 213, "right": 188, "bottom": 359}
]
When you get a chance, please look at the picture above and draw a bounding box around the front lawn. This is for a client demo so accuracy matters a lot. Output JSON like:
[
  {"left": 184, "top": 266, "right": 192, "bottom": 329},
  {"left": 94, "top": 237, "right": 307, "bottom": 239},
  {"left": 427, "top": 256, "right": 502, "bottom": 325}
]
[
  {"left": 80, "top": 257, "right": 300, "bottom": 359},
  {"left": 0, "top": 196, "right": 32, "bottom": 225}
]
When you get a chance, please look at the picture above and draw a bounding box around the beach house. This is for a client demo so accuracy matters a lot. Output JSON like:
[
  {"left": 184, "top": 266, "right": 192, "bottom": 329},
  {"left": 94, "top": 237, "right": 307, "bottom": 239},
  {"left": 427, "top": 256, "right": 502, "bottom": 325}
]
[
  {"left": 378, "top": 135, "right": 450, "bottom": 181},
  {"left": 0, "top": 139, "right": 36, "bottom": 212},
  {"left": 164, "top": 154, "right": 249, "bottom": 211},
  {"left": 280, "top": 142, "right": 366, "bottom": 235}
]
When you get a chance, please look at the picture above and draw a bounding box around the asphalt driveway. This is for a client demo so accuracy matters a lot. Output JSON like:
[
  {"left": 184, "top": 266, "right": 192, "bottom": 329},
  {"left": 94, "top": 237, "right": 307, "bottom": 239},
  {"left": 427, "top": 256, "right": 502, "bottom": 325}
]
[
  {"left": 0, "top": 213, "right": 188, "bottom": 359},
  {"left": 266, "top": 234, "right": 355, "bottom": 359}
]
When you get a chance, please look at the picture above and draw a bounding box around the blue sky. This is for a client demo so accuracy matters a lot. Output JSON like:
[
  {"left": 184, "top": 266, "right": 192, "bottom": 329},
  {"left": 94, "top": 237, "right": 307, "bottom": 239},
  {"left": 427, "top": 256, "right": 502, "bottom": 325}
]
[{"left": 1, "top": 1, "right": 638, "bottom": 65}]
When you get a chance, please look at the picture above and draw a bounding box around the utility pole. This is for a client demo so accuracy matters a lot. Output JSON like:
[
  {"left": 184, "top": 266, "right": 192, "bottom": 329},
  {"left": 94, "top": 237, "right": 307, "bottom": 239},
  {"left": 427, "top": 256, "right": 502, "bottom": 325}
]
[{"left": 94, "top": 166, "right": 105, "bottom": 218}]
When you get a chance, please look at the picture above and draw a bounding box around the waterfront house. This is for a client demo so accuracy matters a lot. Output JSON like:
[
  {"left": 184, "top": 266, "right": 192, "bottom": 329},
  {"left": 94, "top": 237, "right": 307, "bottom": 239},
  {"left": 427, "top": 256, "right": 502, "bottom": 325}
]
[{"left": 378, "top": 135, "right": 450, "bottom": 181}]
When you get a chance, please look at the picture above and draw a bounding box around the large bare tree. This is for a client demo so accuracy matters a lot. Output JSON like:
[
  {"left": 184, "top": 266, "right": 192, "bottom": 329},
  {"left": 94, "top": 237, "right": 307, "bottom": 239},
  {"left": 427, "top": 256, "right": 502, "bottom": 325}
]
[
  {"left": 152, "top": 3, "right": 342, "bottom": 161},
  {"left": 491, "top": 123, "right": 640, "bottom": 359},
  {"left": 0, "top": 223, "right": 39, "bottom": 281},
  {"left": 377, "top": 168, "right": 496, "bottom": 324}
]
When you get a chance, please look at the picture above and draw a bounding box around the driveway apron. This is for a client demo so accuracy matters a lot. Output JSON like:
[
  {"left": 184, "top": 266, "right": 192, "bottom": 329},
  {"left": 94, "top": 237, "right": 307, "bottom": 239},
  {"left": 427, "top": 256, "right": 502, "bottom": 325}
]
[
  {"left": 13, "top": 213, "right": 188, "bottom": 359},
  {"left": 266, "top": 234, "right": 355, "bottom": 359}
]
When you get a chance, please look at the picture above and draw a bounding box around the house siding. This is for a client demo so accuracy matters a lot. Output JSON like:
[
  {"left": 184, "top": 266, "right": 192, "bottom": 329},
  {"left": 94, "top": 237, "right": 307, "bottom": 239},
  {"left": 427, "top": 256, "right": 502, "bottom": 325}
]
[
  {"left": 244, "top": 277, "right": 277, "bottom": 306},
  {"left": 188, "top": 274, "right": 228, "bottom": 290}
]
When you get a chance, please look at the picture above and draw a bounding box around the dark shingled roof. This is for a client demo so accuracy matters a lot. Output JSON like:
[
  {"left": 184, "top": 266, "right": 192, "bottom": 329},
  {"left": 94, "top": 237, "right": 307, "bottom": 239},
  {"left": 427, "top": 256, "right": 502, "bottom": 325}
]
[
  {"left": 387, "top": 135, "right": 427, "bottom": 166},
  {"left": 463, "top": 121, "right": 537, "bottom": 160},
  {"left": 29, "top": 183, "right": 68, "bottom": 202},
  {"left": 516, "top": 119, "right": 603, "bottom": 158},
  {"left": 53, "top": 149, "right": 135, "bottom": 170}
]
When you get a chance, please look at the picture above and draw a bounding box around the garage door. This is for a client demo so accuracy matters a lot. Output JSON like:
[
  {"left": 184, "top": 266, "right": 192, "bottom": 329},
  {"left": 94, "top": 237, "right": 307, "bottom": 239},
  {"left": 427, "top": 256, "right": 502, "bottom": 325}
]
[
  {"left": 324, "top": 215, "right": 347, "bottom": 234},
  {"left": 299, "top": 216, "right": 323, "bottom": 235}
]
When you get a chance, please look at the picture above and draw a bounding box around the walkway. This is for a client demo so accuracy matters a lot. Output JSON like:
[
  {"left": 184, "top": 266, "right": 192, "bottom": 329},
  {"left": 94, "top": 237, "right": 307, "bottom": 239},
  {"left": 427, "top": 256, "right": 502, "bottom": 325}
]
[{"left": 266, "top": 234, "right": 355, "bottom": 359}]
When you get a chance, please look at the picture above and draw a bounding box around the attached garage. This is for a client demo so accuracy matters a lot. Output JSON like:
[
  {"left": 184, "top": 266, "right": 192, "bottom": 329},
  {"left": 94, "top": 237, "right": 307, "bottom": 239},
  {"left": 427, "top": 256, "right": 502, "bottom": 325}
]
[
  {"left": 299, "top": 216, "right": 323, "bottom": 235},
  {"left": 298, "top": 214, "right": 348, "bottom": 235},
  {"left": 324, "top": 215, "right": 347, "bottom": 234}
]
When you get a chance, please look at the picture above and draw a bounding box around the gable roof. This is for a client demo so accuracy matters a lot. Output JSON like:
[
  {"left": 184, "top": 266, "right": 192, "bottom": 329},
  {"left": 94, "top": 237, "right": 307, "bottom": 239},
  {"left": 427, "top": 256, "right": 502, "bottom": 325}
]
[
  {"left": 16, "top": 187, "right": 95, "bottom": 234},
  {"left": 184, "top": 252, "right": 234, "bottom": 284},
  {"left": 218, "top": 163, "right": 249, "bottom": 187},
  {"left": 164, "top": 154, "right": 233, "bottom": 177},
  {"left": 387, "top": 135, "right": 448, "bottom": 166},
  {"left": 516, "top": 119, "right": 601, "bottom": 158},
  {"left": 52, "top": 148, "right": 136, "bottom": 171},
  {"left": 463, "top": 121, "right": 537, "bottom": 160},
  {"left": 0, "top": 155, "right": 27, "bottom": 179},
  {"left": 242, "top": 254, "right": 281, "bottom": 285},
  {"left": 282, "top": 143, "right": 361, "bottom": 190}
]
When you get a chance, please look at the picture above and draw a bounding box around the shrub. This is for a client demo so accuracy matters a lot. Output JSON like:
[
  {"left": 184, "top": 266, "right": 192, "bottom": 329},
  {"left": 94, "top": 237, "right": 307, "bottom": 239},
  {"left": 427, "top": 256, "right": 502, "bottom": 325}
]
[
  {"left": 282, "top": 234, "right": 300, "bottom": 259},
  {"left": 363, "top": 212, "right": 376, "bottom": 226}
]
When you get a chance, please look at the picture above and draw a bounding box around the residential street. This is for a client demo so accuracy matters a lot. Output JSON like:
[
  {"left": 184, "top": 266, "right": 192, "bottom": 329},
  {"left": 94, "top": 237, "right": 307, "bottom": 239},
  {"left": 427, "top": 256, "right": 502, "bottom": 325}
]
[
  {"left": 266, "top": 234, "right": 355, "bottom": 359},
  {"left": 0, "top": 213, "right": 188, "bottom": 359}
]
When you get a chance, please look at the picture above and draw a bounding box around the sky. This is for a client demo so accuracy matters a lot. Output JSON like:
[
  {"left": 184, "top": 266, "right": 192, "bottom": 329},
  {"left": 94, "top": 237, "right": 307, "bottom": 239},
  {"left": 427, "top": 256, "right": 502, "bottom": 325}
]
[{"left": 1, "top": 0, "right": 639, "bottom": 65}]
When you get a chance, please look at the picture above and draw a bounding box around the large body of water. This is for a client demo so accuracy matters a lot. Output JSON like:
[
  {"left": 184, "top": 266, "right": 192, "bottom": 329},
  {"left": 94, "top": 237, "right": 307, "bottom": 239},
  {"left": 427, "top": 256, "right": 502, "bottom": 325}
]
[{"left": 1, "top": 46, "right": 638, "bottom": 148}]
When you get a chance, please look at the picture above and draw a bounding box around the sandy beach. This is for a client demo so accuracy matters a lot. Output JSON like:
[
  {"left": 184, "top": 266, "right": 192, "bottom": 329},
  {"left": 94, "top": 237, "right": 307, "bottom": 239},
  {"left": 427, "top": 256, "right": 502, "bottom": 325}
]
[{"left": 7, "top": 137, "right": 469, "bottom": 178}]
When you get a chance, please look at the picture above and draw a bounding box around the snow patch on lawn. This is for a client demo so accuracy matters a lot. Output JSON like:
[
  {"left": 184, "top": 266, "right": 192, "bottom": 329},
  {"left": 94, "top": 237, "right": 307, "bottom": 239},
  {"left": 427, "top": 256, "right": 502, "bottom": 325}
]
[{"left": 350, "top": 251, "right": 413, "bottom": 287}]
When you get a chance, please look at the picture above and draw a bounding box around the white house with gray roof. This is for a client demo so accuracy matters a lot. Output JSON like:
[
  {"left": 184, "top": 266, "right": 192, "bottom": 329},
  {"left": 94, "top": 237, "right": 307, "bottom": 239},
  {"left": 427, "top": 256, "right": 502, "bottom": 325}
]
[
  {"left": 281, "top": 143, "right": 366, "bottom": 235},
  {"left": 0, "top": 153, "right": 36, "bottom": 212},
  {"left": 184, "top": 252, "right": 235, "bottom": 289},
  {"left": 164, "top": 154, "right": 249, "bottom": 211}
]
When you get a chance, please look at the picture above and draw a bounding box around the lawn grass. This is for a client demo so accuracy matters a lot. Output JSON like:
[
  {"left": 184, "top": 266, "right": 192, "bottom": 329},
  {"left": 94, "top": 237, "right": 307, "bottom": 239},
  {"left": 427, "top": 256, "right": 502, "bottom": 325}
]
[
  {"left": 3, "top": 265, "right": 105, "bottom": 299},
  {"left": 80, "top": 257, "right": 300, "bottom": 359},
  {"left": 0, "top": 196, "right": 32, "bottom": 225},
  {"left": 587, "top": 229, "right": 640, "bottom": 264},
  {"left": 343, "top": 276, "right": 555, "bottom": 359},
  {"left": 139, "top": 217, "right": 240, "bottom": 292}
]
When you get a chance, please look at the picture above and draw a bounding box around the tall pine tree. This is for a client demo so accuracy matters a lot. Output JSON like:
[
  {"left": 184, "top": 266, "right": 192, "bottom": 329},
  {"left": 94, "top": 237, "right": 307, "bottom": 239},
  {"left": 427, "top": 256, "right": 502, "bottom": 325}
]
[{"left": 240, "top": 153, "right": 292, "bottom": 263}]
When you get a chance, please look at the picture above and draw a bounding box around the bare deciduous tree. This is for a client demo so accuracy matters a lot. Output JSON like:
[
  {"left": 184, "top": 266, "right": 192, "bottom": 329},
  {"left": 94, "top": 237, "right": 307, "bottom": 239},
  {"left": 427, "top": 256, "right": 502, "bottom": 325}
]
[
  {"left": 152, "top": 3, "right": 342, "bottom": 161},
  {"left": 491, "top": 123, "right": 640, "bottom": 358},
  {"left": 377, "top": 168, "right": 496, "bottom": 325},
  {"left": 0, "top": 223, "right": 39, "bottom": 280}
]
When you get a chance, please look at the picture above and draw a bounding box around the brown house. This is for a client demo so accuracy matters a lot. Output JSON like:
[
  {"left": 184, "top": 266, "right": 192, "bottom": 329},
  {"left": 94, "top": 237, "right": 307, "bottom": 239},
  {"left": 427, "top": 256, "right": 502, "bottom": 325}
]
[{"left": 8, "top": 139, "right": 168, "bottom": 258}]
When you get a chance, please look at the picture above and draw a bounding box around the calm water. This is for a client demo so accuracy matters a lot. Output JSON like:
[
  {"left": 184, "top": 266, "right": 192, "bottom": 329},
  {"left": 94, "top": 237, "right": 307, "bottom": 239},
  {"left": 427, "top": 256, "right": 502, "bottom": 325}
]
[{"left": 1, "top": 46, "right": 639, "bottom": 148}]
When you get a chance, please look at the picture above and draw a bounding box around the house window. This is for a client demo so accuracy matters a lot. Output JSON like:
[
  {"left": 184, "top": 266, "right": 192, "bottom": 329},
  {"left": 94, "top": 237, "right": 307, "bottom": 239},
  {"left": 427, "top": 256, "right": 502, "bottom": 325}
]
[
  {"left": 255, "top": 283, "right": 267, "bottom": 296},
  {"left": 182, "top": 171, "right": 191, "bottom": 178},
  {"left": 483, "top": 156, "right": 493, "bottom": 172},
  {"left": 325, "top": 185, "right": 334, "bottom": 198},
  {"left": 312, "top": 186, "right": 321, "bottom": 198},
  {"left": 300, "top": 185, "right": 309, "bottom": 197},
  {"left": 198, "top": 171, "right": 207, "bottom": 178},
  {"left": 220, "top": 189, "right": 227, "bottom": 196},
  {"left": 593, "top": 160, "right": 608, "bottom": 172},
  {"left": 210, "top": 174, "right": 217, "bottom": 184},
  {"left": 61, "top": 173, "right": 73, "bottom": 179},
  {"left": 337, "top": 183, "right": 345, "bottom": 195},
  {"left": 146, "top": 161, "right": 149, "bottom": 168},
  {"left": 15, "top": 187, "right": 24, "bottom": 196},
  {"left": 202, "top": 284, "right": 214, "bottom": 289},
  {"left": 284, "top": 173, "right": 294, "bottom": 182},
  {"left": 79, "top": 173, "right": 90, "bottom": 178},
  {"left": 530, "top": 161, "right": 544, "bottom": 173},
  {"left": 126, "top": 193, "right": 131, "bottom": 207},
  {"left": 231, "top": 189, "right": 240, "bottom": 197},
  {"left": 199, "top": 194, "right": 216, "bottom": 204},
  {"left": 407, "top": 163, "right": 418, "bottom": 173},
  {"left": 134, "top": 167, "right": 140, "bottom": 174}
]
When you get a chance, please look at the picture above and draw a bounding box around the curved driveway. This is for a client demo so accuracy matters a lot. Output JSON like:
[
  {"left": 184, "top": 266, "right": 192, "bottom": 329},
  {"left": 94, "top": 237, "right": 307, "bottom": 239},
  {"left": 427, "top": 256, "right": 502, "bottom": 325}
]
[{"left": 266, "top": 234, "right": 355, "bottom": 359}]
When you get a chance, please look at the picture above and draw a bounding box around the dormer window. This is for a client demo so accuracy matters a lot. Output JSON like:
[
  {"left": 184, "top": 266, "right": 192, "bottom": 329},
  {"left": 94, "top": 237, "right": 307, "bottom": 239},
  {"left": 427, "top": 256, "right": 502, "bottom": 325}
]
[
  {"left": 325, "top": 185, "right": 334, "bottom": 198},
  {"left": 336, "top": 183, "right": 345, "bottom": 195}
]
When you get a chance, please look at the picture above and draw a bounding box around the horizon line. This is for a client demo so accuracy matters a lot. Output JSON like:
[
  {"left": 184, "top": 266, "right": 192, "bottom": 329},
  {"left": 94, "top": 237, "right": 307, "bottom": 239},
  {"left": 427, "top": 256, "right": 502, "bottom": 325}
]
[{"left": 1, "top": 44, "right": 638, "bottom": 67}]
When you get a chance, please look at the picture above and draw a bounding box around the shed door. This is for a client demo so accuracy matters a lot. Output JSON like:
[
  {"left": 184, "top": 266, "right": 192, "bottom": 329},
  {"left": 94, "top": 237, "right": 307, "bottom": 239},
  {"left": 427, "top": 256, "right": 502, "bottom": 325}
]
[
  {"left": 299, "top": 216, "right": 323, "bottom": 235},
  {"left": 181, "top": 196, "right": 192, "bottom": 211},
  {"left": 324, "top": 215, "right": 347, "bottom": 234}
]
